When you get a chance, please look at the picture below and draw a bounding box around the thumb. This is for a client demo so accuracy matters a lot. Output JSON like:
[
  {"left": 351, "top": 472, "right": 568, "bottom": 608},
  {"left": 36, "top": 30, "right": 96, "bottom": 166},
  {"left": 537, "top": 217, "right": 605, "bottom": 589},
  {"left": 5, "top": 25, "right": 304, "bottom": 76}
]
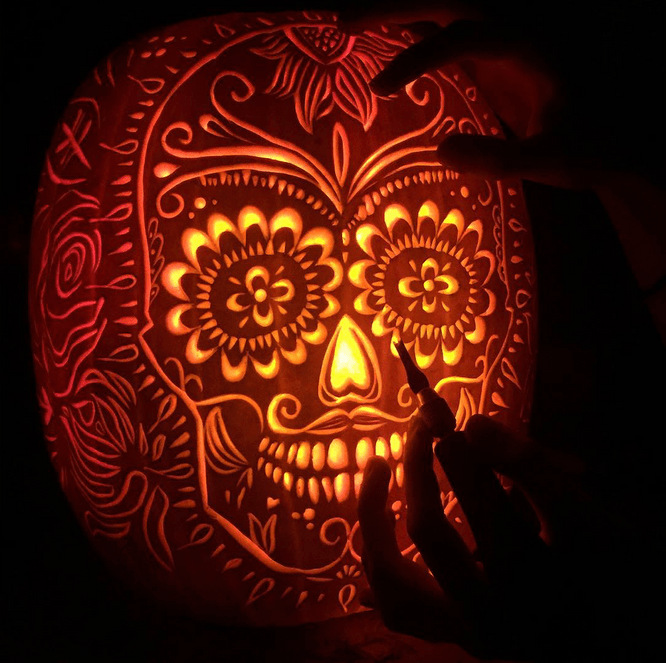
[{"left": 358, "top": 456, "right": 402, "bottom": 565}]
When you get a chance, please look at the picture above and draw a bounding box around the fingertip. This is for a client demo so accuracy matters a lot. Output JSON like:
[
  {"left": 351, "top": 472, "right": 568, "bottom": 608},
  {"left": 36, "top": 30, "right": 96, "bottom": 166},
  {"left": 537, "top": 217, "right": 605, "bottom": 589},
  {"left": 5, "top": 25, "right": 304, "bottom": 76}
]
[
  {"left": 358, "top": 456, "right": 391, "bottom": 514},
  {"left": 365, "top": 454, "right": 391, "bottom": 478}
]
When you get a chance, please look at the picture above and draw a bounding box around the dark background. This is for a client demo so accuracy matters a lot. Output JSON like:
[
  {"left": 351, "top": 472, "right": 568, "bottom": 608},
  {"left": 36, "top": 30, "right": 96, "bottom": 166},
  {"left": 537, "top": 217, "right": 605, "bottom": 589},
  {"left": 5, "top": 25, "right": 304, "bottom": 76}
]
[{"left": 3, "top": 2, "right": 665, "bottom": 661}]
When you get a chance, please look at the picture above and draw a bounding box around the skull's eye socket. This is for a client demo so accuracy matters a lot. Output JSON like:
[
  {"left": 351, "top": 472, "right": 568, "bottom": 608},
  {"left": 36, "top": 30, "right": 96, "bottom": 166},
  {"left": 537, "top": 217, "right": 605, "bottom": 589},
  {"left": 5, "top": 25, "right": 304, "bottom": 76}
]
[{"left": 210, "top": 256, "right": 307, "bottom": 336}]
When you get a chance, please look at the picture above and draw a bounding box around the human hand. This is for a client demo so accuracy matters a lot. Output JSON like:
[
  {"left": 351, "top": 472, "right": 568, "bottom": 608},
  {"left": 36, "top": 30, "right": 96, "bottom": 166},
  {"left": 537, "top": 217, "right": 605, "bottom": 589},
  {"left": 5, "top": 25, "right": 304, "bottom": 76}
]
[
  {"left": 340, "top": 1, "right": 663, "bottom": 190},
  {"left": 358, "top": 411, "right": 644, "bottom": 659}
]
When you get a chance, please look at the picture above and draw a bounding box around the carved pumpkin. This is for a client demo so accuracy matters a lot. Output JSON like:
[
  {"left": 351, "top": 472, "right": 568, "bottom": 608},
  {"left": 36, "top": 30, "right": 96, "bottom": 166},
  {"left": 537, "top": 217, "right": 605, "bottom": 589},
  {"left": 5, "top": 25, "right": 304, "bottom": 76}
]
[{"left": 29, "top": 10, "right": 536, "bottom": 625}]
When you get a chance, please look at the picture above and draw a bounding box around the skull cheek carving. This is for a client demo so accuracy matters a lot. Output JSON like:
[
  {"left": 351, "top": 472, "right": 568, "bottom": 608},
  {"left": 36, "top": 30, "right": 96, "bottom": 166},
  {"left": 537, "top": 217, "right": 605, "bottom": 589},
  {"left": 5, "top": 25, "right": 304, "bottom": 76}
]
[{"left": 30, "top": 11, "right": 534, "bottom": 622}]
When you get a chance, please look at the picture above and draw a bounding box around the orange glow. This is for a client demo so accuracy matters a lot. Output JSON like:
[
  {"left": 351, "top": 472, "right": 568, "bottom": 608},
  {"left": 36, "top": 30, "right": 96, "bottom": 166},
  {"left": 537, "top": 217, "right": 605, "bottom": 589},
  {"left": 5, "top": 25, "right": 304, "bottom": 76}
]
[
  {"left": 327, "top": 438, "right": 348, "bottom": 469},
  {"left": 251, "top": 351, "right": 279, "bottom": 379},
  {"left": 355, "top": 224, "right": 382, "bottom": 260},
  {"left": 238, "top": 206, "right": 268, "bottom": 240},
  {"left": 396, "top": 463, "right": 404, "bottom": 487},
  {"left": 301, "top": 321, "right": 327, "bottom": 345},
  {"left": 442, "top": 208, "right": 465, "bottom": 238},
  {"left": 375, "top": 437, "right": 389, "bottom": 459},
  {"left": 319, "top": 315, "right": 381, "bottom": 405},
  {"left": 390, "top": 433, "right": 403, "bottom": 459},
  {"left": 269, "top": 207, "right": 302, "bottom": 239},
  {"left": 280, "top": 338, "right": 307, "bottom": 364},
  {"left": 162, "top": 262, "right": 195, "bottom": 301},
  {"left": 355, "top": 438, "right": 373, "bottom": 470},
  {"left": 182, "top": 228, "right": 215, "bottom": 271},
  {"left": 271, "top": 279, "right": 295, "bottom": 302},
  {"left": 296, "top": 442, "right": 311, "bottom": 469},
  {"left": 332, "top": 339, "right": 366, "bottom": 390},
  {"left": 166, "top": 304, "right": 192, "bottom": 335},
  {"left": 417, "top": 200, "right": 439, "bottom": 229},
  {"left": 221, "top": 352, "right": 248, "bottom": 382},
  {"left": 442, "top": 336, "right": 464, "bottom": 366},
  {"left": 30, "top": 7, "right": 537, "bottom": 631},
  {"left": 207, "top": 213, "right": 236, "bottom": 244},
  {"left": 383, "top": 203, "right": 410, "bottom": 236},
  {"left": 354, "top": 472, "right": 363, "bottom": 498},
  {"left": 299, "top": 227, "right": 335, "bottom": 259},
  {"left": 308, "top": 477, "right": 320, "bottom": 504},
  {"left": 465, "top": 316, "right": 486, "bottom": 344},
  {"left": 185, "top": 330, "right": 215, "bottom": 364},
  {"left": 154, "top": 162, "right": 178, "bottom": 178},
  {"left": 321, "top": 477, "right": 334, "bottom": 502},
  {"left": 333, "top": 473, "right": 350, "bottom": 502},
  {"left": 330, "top": 335, "right": 369, "bottom": 392}
]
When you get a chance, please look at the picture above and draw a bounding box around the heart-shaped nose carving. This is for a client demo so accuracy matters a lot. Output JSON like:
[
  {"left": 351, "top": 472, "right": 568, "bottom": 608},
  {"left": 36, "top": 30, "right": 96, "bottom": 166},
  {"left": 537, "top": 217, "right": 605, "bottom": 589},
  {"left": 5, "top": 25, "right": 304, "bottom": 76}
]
[{"left": 318, "top": 315, "right": 382, "bottom": 406}]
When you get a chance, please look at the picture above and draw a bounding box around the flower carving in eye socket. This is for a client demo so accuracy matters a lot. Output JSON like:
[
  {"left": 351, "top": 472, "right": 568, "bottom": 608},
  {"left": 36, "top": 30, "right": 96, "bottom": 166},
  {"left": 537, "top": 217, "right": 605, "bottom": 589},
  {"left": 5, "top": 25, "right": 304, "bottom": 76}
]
[
  {"left": 349, "top": 200, "right": 497, "bottom": 369},
  {"left": 162, "top": 205, "right": 342, "bottom": 381},
  {"left": 398, "top": 258, "right": 459, "bottom": 314},
  {"left": 226, "top": 266, "right": 296, "bottom": 328}
]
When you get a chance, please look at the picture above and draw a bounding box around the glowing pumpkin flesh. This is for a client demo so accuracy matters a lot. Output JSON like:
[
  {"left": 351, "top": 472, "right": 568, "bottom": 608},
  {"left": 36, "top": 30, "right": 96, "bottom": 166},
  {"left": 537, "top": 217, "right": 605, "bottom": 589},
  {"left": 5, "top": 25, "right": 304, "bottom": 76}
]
[{"left": 29, "top": 11, "right": 536, "bottom": 625}]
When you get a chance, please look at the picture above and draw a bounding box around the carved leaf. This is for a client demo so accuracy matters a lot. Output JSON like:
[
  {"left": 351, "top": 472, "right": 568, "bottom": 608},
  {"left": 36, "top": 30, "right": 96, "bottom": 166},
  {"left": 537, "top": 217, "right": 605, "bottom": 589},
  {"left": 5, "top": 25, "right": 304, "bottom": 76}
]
[
  {"left": 146, "top": 463, "right": 194, "bottom": 480},
  {"left": 143, "top": 486, "right": 174, "bottom": 572},
  {"left": 152, "top": 434, "right": 166, "bottom": 461},
  {"left": 501, "top": 357, "right": 521, "bottom": 388},
  {"left": 332, "top": 123, "right": 349, "bottom": 186},
  {"left": 178, "top": 523, "right": 214, "bottom": 550},
  {"left": 338, "top": 583, "right": 356, "bottom": 613},
  {"left": 223, "top": 558, "right": 243, "bottom": 572},
  {"left": 248, "top": 513, "right": 277, "bottom": 554},
  {"left": 205, "top": 406, "right": 248, "bottom": 474},
  {"left": 151, "top": 394, "right": 177, "bottom": 432},
  {"left": 246, "top": 578, "right": 276, "bottom": 606},
  {"left": 138, "top": 424, "right": 149, "bottom": 455},
  {"left": 454, "top": 387, "right": 477, "bottom": 431}
]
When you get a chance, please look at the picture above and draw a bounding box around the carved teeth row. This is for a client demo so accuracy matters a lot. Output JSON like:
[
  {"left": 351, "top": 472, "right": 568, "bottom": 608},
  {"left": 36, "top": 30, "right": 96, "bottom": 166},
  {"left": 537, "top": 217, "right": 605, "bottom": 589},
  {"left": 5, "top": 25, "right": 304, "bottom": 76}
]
[
  {"left": 257, "top": 457, "right": 405, "bottom": 503},
  {"left": 256, "top": 433, "right": 407, "bottom": 503},
  {"left": 263, "top": 433, "right": 406, "bottom": 472}
]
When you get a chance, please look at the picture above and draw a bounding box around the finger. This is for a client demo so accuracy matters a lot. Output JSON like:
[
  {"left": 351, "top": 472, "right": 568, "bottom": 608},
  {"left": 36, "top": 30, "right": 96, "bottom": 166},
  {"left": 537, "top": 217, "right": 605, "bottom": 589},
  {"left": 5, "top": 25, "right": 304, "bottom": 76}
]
[
  {"left": 358, "top": 456, "right": 402, "bottom": 570},
  {"left": 370, "top": 20, "right": 545, "bottom": 96},
  {"left": 403, "top": 416, "right": 482, "bottom": 600},
  {"left": 465, "top": 415, "right": 623, "bottom": 546},
  {"left": 437, "top": 131, "right": 606, "bottom": 189},
  {"left": 434, "top": 430, "right": 548, "bottom": 585}
]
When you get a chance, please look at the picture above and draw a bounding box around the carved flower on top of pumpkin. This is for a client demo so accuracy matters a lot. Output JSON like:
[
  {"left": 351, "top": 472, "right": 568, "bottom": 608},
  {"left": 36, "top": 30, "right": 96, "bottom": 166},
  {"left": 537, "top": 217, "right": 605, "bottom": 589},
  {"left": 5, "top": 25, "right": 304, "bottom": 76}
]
[
  {"left": 349, "top": 200, "right": 497, "bottom": 369},
  {"left": 251, "top": 24, "right": 403, "bottom": 132},
  {"left": 162, "top": 206, "right": 342, "bottom": 382}
]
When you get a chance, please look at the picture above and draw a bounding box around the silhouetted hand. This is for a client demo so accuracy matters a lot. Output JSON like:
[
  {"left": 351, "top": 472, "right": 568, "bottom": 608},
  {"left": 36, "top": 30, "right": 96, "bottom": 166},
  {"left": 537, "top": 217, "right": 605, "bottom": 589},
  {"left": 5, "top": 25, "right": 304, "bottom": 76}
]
[
  {"left": 341, "top": 1, "right": 663, "bottom": 189},
  {"left": 358, "top": 412, "right": 645, "bottom": 660},
  {"left": 341, "top": 2, "right": 666, "bottom": 328},
  {"left": 349, "top": 4, "right": 664, "bottom": 658}
]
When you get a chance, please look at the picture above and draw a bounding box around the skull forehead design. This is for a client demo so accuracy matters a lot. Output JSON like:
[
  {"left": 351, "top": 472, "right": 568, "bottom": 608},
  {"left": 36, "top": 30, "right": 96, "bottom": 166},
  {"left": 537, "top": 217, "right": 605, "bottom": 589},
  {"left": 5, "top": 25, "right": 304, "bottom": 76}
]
[{"left": 140, "top": 18, "right": 519, "bottom": 573}]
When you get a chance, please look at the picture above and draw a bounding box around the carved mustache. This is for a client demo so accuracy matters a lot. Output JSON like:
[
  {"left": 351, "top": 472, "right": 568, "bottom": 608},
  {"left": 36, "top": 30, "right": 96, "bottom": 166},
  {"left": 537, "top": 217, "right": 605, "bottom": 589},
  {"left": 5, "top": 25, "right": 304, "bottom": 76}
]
[{"left": 267, "top": 393, "right": 413, "bottom": 436}]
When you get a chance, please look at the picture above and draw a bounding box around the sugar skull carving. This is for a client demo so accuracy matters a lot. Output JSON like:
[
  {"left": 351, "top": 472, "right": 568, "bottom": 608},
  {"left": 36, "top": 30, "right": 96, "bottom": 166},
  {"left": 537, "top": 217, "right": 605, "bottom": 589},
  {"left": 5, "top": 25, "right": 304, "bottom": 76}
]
[{"left": 29, "top": 11, "right": 536, "bottom": 625}]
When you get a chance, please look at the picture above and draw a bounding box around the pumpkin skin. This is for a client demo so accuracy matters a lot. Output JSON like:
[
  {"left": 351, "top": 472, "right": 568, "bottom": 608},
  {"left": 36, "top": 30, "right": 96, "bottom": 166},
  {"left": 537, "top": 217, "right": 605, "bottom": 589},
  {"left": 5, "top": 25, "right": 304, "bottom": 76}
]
[{"left": 29, "top": 10, "right": 536, "bottom": 625}]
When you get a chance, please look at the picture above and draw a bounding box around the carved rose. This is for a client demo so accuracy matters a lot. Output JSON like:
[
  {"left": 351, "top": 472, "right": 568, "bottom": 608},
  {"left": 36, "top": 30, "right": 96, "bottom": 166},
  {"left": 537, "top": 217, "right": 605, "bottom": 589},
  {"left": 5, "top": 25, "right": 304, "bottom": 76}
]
[{"left": 35, "top": 191, "right": 106, "bottom": 398}]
